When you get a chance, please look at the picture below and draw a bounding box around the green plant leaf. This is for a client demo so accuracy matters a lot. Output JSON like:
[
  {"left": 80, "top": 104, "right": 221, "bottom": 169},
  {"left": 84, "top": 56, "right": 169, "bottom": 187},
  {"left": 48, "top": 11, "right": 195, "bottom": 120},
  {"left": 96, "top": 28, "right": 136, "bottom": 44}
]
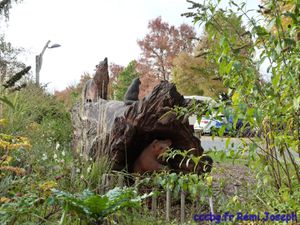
[{"left": 0, "top": 96, "right": 14, "bottom": 109}]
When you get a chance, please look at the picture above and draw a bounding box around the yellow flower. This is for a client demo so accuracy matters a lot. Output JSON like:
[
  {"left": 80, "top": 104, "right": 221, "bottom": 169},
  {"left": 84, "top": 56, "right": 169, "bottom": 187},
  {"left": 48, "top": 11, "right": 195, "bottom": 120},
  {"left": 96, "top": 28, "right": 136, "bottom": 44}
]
[
  {"left": 0, "top": 155, "right": 12, "bottom": 165},
  {"left": 0, "top": 197, "right": 10, "bottom": 203},
  {"left": 206, "top": 175, "right": 213, "bottom": 186},
  {"left": 0, "top": 133, "right": 31, "bottom": 150},
  {"left": 232, "top": 195, "right": 239, "bottom": 202},
  {"left": 0, "top": 119, "right": 7, "bottom": 126},
  {"left": 39, "top": 181, "right": 57, "bottom": 192},
  {"left": 39, "top": 181, "right": 58, "bottom": 197}
]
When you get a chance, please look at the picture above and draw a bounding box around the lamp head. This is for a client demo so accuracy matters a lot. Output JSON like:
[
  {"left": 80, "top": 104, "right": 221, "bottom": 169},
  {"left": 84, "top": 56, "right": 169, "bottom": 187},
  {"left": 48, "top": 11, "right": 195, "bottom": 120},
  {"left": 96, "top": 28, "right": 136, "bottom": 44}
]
[{"left": 48, "top": 44, "right": 61, "bottom": 49}]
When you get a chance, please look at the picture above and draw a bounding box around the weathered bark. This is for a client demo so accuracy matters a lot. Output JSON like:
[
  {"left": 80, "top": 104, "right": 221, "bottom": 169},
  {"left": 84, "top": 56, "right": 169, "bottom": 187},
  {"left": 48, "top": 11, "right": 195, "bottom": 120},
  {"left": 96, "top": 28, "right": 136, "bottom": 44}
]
[{"left": 71, "top": 81, "right": 212, "bottom": 174}]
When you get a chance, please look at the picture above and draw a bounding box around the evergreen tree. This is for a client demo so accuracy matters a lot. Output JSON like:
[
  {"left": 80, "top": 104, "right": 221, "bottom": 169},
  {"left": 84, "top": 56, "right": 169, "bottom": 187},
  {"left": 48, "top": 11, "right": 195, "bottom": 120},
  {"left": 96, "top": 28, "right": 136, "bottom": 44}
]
[{"left": 113, "top": 60, "right": 139, "bottom": 101}]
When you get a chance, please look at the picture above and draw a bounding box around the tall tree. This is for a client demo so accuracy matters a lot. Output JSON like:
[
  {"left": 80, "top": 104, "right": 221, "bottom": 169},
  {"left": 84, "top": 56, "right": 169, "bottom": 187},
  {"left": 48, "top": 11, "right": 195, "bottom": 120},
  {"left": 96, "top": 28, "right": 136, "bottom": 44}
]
[
  {"left": 0, "top": 0, "right": 22, "bottom": 19},
  {"left": 108, "top": 63, "right": 124, "bottom": 99},
  {"left": 0, "top": 0, "right": 25, "bottom": 82},
  {"left": 0, "top": 0, "right": 26, "bottom": 83},
  {"left": 137, "top": 17, "right": 196, "bottom": 81},
  {"left": 173, "top": 11, "right": 251, "bottom": 97},
  {"left": 109, "top": 63, "right": 124, "bottom": 85},
  {"left": 172, "top": 50, "right": 226, "bottom": 97},
  {"left": 0, "top": 0, "right": 26, "bottom": 119},
  {"left": 113, "top": 60, "right": 139, "bottom": 101},
  {"left": 0, "top": 35, "right": 25, "bottom": 84},
  {"left": 259, "top": 0, "right": 295, "bottom": 30},
  {"left": 201, "top": 10, "right": 253, "bottom": 64}
]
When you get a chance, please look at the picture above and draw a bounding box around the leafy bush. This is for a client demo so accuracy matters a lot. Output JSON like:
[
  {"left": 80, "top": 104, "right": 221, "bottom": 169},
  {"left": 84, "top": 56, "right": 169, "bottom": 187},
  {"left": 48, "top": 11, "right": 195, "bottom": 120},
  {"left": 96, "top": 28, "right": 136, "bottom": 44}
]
[
  {"left": 3, "top": 83, "right": 72, "bottom": 145},
  {"left": 183, "top": 0, "right": 300, "bottom": 192},
  {"left": 52, "top": 187, "right": 150, "bottom": 224}
]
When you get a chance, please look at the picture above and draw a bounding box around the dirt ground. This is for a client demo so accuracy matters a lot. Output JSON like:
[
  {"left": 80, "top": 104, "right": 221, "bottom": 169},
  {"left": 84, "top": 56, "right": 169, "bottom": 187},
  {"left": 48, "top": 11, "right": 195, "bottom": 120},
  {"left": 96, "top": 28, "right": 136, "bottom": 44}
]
[{"left": 211, "top": 162, "right": 256, "bottom": 196}]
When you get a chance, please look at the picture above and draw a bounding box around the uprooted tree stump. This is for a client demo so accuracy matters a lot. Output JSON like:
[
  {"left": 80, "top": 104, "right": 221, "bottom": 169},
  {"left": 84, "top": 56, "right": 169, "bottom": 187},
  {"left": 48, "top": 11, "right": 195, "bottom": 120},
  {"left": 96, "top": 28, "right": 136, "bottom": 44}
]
[{"left": 71, "top": 81, "right": 212, "bottom": 174}]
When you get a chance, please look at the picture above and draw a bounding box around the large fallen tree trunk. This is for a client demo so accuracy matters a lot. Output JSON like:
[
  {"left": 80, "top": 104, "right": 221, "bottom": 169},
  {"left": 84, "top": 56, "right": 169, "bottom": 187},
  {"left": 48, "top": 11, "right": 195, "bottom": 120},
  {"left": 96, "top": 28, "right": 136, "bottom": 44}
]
[{"left": 71, "top": 81, "right": 212, "bottom": 174}]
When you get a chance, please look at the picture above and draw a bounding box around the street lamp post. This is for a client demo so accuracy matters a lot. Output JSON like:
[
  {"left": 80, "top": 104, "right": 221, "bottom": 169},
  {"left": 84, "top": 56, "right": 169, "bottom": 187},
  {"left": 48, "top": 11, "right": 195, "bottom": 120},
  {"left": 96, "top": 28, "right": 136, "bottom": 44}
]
[{"left": 35, "top": 40, "right": 61, "bottom": 86}]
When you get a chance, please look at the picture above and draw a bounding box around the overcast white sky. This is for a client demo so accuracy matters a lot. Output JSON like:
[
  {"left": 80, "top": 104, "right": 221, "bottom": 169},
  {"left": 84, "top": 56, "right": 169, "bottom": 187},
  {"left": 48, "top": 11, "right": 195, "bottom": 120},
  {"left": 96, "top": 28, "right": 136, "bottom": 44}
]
[{"left": 2, "top": 0, "right": 259, "bottom": 92}]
